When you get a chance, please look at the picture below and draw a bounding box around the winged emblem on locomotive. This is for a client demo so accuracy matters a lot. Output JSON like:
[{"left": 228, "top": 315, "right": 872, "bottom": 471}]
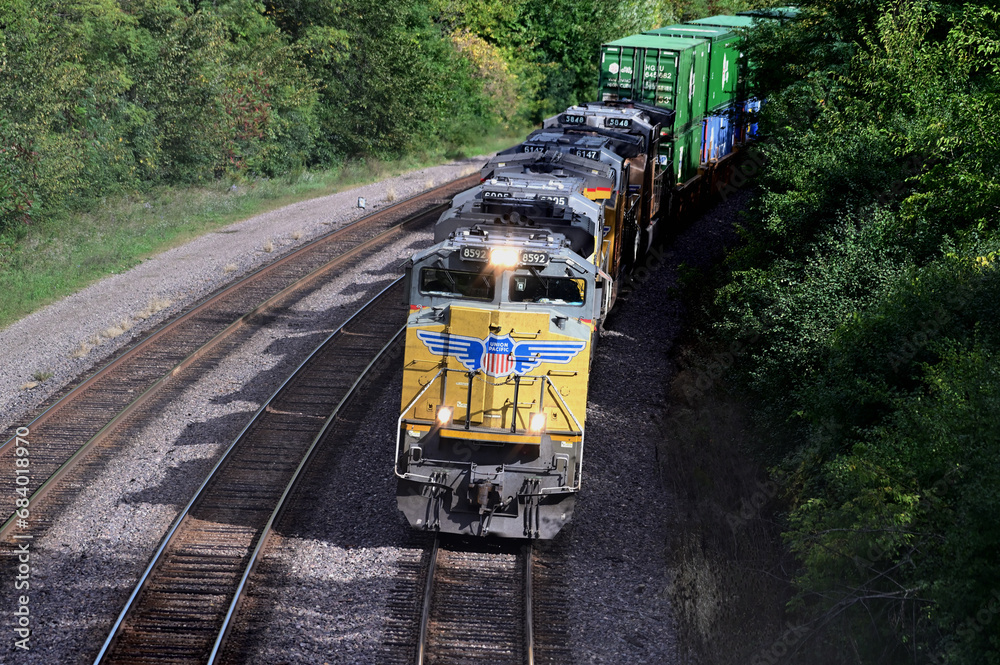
[{"left": 416, "top": 330, "right": 587, "bottom": 377}]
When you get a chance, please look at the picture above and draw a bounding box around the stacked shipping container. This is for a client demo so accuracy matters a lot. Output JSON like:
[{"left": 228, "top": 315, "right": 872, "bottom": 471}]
[
  {"left": 644, "top": 24, "right": 741, "bottom": 111},
  {"left": 599, "top": 10, "right": 794, "bottom": 187},
  {"left": 598, "top": 35, "right": 709, "bottom": 128},
  {"left": 645, "top": 24, "right": 743, "bottom": 166},
  {"left": 689, "top": 12, "right": 788, "bottom": 144},
  {"left": 689, "top": 14, "right": 760, "bottom": 28},
  {"left": 598, "top": 35, "right": 709, "bottom": 183}
]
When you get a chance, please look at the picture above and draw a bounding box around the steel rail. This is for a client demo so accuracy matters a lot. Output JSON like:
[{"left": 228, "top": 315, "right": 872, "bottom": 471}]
[
  {"left": 415, "top": 535, "right": 441, "bottom": 665},
  {"left": 414, "top": 538, "right": 535, "bottom": 665},
  {"left": 206, "top": 324, "right": 405, "bottom": 664},
  {"left": 525, "top": 543, "right": 535, "bottom": 665},
  {"left": 91, "top": 277, "right": 404, "bottom": 665}
]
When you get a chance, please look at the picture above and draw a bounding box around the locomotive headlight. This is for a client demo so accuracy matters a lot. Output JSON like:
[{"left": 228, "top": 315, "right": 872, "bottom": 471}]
[
  {"left": 436, "top": 406, "right": 453, "bottom": 426},
  {"left": 490, "top": 247, "right": 519, "bottom": 268},
  {"left": 529, "top": 411, "right": 546, "bottom": 434}
]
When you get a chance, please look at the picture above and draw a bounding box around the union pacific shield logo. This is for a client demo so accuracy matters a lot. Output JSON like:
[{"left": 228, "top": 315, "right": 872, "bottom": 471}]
[
  {"left": 485, "top": 335, "right": 515, "bottom": 377},
  {"left": 416, "top": 330, "right": 586, "bottom": 378}
]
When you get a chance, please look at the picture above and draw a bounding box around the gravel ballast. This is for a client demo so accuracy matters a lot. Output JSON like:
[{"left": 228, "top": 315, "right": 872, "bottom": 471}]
[
  {"left": 220, "top": 365, "right": 418, "bottom": 665},
  {"left": 563, "top": 194, "right": 749, "bottom": 664}
]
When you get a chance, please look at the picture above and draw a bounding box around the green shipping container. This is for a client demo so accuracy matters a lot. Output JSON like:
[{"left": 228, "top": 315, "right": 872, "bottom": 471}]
[
  {"left": 599, "top": 34, "right": 709, "bottom": 130},
  {"left": 645, "top": 24, "right": 742, "bottom": 112},
  {"left": 689, "top": 15, "right": 765, "bottom": 29},
  {"left": 662, "top": 120, "right": 703, "bottom": 184}
]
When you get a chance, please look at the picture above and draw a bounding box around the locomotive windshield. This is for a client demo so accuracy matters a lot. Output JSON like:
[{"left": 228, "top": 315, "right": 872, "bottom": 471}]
[
  {"left": 509, "top": 275, "right": 585, "bottom": 305},
  {"left": 420, "top": 268, "right": 495, "bottom": 300}
]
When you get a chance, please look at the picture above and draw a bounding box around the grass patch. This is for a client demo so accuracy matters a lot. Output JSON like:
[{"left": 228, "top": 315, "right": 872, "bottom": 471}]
[
  {"left": 69, "top": 340, "right": 92, "bottom": 359},
  {"left": 135, "top": 297, "right": 173, "bottom": 320},
  {"left": 102, "top": 317, "right": 133, "bottom": 339},
  {"left": 0, "top": 126, "right": 529, "bottom": 330}
]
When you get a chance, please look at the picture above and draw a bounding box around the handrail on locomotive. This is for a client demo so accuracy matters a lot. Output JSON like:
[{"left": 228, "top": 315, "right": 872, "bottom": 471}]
[{"left": 395, "top": 366, "right": 585, "bottom": 495}]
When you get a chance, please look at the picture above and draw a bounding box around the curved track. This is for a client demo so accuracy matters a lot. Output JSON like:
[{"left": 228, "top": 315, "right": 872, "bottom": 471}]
[
  {"left": 0, "top": 176, "right": 476, "bottom": 541},
  {"left": 93, "top": 279, "right": 407, "bottom": 664}
]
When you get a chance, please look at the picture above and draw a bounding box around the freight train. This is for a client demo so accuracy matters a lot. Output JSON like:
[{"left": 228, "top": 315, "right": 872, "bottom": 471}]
[{"left": 393, "top": 10, "right": 797, "bottom": 539}]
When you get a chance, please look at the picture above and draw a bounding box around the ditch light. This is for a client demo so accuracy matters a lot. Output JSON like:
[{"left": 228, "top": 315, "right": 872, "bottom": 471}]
[
  {"left": 436, "top": 405, "right": 453, "bottom": 426},
  {"left": 529, "top": 411, "right": 546, "bottom": 434}
]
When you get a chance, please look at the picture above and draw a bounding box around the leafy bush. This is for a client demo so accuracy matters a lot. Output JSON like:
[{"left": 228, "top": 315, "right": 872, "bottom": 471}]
[{"left": 713, "top": 1, "right": 1000, "bottom": 662}]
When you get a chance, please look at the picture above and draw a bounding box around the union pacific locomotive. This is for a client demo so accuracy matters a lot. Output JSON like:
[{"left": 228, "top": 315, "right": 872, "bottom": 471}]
[{"left": 394, "top": 11, "right": 791, "bottom": 538}]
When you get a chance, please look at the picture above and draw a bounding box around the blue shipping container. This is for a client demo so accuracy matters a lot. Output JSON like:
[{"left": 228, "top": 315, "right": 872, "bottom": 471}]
[{"left": 702, "top": 105, "right": 737, "bottom": 162}]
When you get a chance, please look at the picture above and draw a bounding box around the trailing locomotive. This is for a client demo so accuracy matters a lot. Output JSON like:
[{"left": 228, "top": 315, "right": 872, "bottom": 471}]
[{"left": 394, "top": 12, "right": 787, "bottom": 538}]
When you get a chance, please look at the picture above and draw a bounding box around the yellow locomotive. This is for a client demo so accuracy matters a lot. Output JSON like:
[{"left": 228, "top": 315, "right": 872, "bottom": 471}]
[{"left": 395, "top": 102, "right": 674, "bottom": 538}]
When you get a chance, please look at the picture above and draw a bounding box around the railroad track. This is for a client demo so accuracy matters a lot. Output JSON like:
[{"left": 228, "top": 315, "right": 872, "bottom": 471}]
[
  {"left": 383, "top": 534, "right": 574, "bottom": 665},
  {"left": 92, "top": 278, "right": 407, "bottom": 664},
  {"left": 415, "top": 536, "right": 534, "bottom": 665},
  {"left": 0, "top": 175, "right": 476, "bottom": 541}
]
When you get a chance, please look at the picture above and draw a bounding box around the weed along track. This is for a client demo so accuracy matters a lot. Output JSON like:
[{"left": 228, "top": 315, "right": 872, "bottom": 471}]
[{"left": 0, "top": 176, "right": 475, "bottom": 547}]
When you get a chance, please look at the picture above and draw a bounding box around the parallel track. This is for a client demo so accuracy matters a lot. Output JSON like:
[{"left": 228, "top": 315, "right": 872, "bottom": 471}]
[
  {"left": 0, "top": 175, "right": 476, "bottom": 540},
  {"left": 93, "top": 279, "right": 407, "bottom": 664}
]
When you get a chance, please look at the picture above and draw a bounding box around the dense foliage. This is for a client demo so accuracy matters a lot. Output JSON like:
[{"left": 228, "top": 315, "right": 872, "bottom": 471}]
[
  {"left": 0, "top": 0, "right": 319, "bottom": 223},
  {"left": 715, "top": 1, "right": 1000, "bottom": 662},
  {"left": 0, "top": 0, "right": 684, "bottom": 235}
]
